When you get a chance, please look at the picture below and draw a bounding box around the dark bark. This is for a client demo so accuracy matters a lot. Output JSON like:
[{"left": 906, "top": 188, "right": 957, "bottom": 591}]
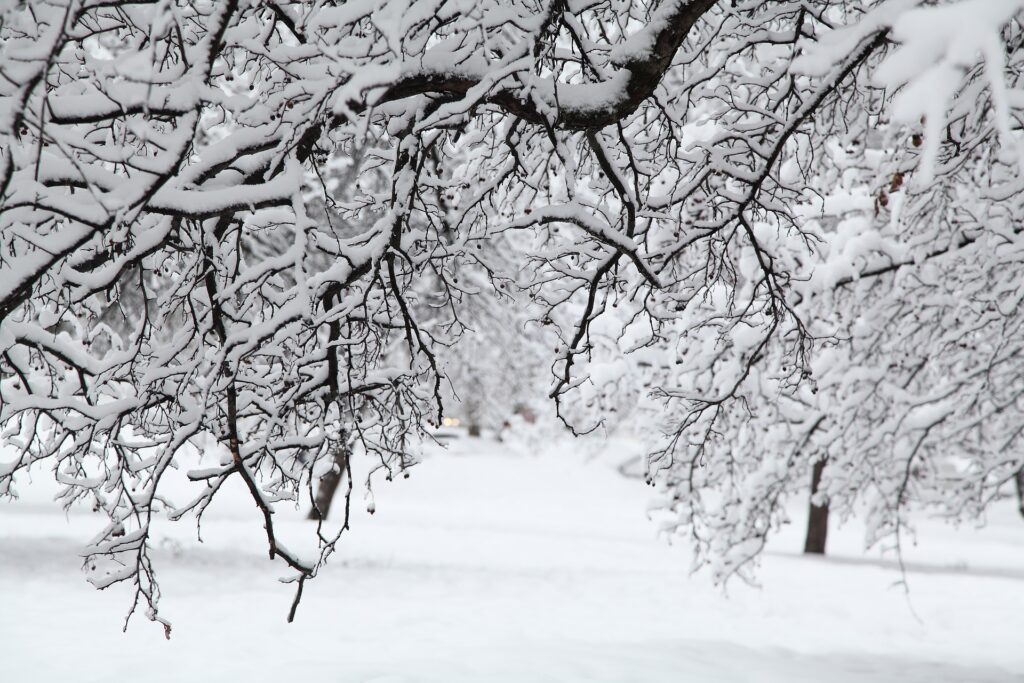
[
  {"left": 804, "top": 458, "right": 830, "bottom": 555},
  {"left": 1016, "top": 467, "right": 1024, "bottom": 520},
  {"left": 308, "top": 441, "right": 350, "bottom": 521},
  {"left": 372, "top": 0, "right": 720, "bottom": 131}
]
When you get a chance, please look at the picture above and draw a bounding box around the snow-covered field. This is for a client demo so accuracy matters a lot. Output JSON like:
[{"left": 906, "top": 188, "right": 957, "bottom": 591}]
[{"left": 2, "top": 436, "right": 1023, "bottom": 682}]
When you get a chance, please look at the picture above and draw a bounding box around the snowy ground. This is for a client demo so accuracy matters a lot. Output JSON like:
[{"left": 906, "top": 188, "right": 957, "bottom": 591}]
[{"left": 2, "top": 435, "right": 1023, "bottom": 682}]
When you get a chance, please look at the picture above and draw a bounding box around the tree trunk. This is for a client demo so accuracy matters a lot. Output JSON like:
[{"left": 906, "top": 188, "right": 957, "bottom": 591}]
[
  {"left": 307, "top": 441, "right": 350, "bottom": 521},
  {"left": 1015, "top": 467, "right": 1024, "bottom": 520},
  {"left": 804, "top": 458, "right": 830, "bottom": 555}
]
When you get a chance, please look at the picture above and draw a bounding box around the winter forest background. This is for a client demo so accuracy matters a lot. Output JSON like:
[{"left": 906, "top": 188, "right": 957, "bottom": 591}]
[{"left": 1, "top": 0, "right": 1024, "bottom": 680}]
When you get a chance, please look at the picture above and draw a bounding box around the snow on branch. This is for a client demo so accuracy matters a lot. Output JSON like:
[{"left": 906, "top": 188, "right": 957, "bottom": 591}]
[{"left": 3, "top": 0, "right": 1024, "bottom": 626}]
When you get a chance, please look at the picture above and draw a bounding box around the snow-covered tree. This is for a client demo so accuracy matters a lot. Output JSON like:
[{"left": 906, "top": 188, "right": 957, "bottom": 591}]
[
  {"left": 2, "top": 0, "right": 1023, "bottom": 626},
  {"left": 646, "top": 0, "right": 1024, "bottom": 579}
]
